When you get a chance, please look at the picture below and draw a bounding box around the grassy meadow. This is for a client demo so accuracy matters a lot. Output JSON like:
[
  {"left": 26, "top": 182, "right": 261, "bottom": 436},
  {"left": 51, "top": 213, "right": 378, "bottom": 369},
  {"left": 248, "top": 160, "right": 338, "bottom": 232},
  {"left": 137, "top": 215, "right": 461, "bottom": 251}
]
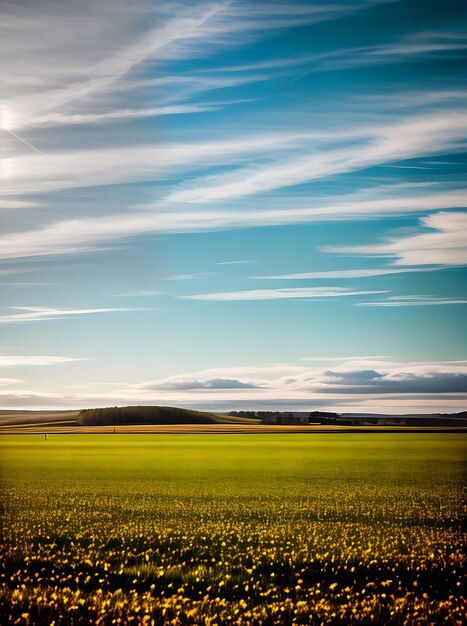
[{"left": 0, "top": 434, "right": 465, "bottom": 624}]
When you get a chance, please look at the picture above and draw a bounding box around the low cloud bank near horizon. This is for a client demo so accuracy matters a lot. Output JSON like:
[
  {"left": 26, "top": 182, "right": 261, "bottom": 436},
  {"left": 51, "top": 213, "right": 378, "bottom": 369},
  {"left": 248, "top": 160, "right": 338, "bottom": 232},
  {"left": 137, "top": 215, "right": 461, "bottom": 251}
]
[{"left": 1, "top": 358, "right": 466, "bottom": 414}]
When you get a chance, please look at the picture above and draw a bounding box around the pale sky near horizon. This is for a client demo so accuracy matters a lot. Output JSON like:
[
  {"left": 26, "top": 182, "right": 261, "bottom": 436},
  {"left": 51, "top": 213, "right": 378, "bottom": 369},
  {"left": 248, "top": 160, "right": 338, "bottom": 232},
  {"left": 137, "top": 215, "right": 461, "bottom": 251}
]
[{"left": 0, "top": 0, "right": 466, "bottom": 413}]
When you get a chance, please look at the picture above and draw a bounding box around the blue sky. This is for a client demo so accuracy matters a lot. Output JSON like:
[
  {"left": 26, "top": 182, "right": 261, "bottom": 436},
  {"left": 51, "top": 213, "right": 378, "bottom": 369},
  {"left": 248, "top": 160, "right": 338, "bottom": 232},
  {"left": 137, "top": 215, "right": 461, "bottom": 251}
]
[{"left": 0, "top": 0, "right": 466, "bottom": 412}]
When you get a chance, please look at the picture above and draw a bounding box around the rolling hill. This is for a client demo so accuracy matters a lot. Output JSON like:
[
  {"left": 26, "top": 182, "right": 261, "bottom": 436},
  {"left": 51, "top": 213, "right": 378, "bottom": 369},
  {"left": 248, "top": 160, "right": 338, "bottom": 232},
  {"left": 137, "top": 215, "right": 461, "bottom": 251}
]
[{"left": 78, "top": 405, "right": 229, "bottom": 426}]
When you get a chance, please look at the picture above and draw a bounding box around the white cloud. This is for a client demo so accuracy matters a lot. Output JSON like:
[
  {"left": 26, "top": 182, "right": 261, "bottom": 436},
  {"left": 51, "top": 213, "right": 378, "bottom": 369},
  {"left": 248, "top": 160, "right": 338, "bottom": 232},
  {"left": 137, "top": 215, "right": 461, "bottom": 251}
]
[
  {"left": 357, "top": 296, "right": 467, "bottom": 307},
  {"left": 0, "top": 378, "right": 23, "bottom": 386},
  {"left": 202, "top": 32, "right": 467, "bottom": 76},
  {"left": 180, "top": 287, "right": 388, "bottom": 301},
  {"left": 17, "top": 104, "right": 223, "bottom": 129},
  {"left": 2, "top": 358, "right": 466, "bottom": 412},
  {"left": 365, "top": 39, "right": 467, "bottom": 57},
  {"left": 1, "top": 2, "right": 230, "bottom": 130},
  {"left": 190, "top": 364, "right": 309, "bottom": 377},
  {"left": 0, "top": 132, "right": 316, "bottom": 196},
  {"left": 0, "top": 282, "right": 58, "bottom": 288},
  {"left": 165, "top": 272, "right": 219, "bottom": 280},
  {"left": 203, "top": 53, "right": 316, "bottom": 73},
  {"left": 254, "top": 267, "right": 437, "bottom": 280},
  {"left": 328, "top": 212, "right": 467, "bottom": 266},
  {"left": 283, "top": 32, "right": 467, "bottom": 77},
  {"left": 360, "top": 89, "right": 467, "bottom": 110},
  {"left": 307, "top": 369, "right": 467, "bottom": 394},
  {"left": 0, "top": 306, "right": 145, "bottom": 324},
  {"left": 0, "top": 199, "right": 37, "bottom": 209},
  {"left": 1, "top": 0, "right": 366, "bottom": 138},
  {"left": 214, "top": 259, "right": 254, "bottom": 265},
  {"left": 1, "top": 188, "right": 465, "bottom": 261},
  {"left": 302, "top": 355, "right": 389, "bottom": 361},
  {"left": 134, "top": 376, "right": 267, "bottom": 391},
  {"left": 2, "top": 109, "right": 466, "bottom": 201},
  {"left": 168, "top": 112, "right": 467, "bottom": 203},
  {"left": 0, "top": 355, "right": 81, "bottom": 367}
]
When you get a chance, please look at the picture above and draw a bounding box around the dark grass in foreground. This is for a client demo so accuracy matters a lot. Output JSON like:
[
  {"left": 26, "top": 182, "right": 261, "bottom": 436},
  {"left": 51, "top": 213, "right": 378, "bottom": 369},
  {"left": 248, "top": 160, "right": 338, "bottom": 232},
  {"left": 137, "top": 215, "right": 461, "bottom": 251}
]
[{"left": 0, "top": 435, "right": 465, "bottom": 625}]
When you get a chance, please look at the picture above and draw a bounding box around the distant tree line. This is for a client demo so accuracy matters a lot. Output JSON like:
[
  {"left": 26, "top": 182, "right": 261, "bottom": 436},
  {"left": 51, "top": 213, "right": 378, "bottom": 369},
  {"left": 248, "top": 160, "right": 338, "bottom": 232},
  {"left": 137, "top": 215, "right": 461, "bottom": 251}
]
[
  {"left": 78, "top": 406, "right": 216, "bottom": 426},
  {"left": 228, "top": 410, "right": 341, "bottom": 425}
]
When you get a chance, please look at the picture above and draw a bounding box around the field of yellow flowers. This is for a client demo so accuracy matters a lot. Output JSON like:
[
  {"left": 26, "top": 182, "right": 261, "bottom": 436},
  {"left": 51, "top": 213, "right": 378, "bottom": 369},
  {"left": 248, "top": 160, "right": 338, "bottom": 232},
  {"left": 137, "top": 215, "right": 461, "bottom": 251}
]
[{"left": 0, "top": 434, "right": 465, "bottom": 625}]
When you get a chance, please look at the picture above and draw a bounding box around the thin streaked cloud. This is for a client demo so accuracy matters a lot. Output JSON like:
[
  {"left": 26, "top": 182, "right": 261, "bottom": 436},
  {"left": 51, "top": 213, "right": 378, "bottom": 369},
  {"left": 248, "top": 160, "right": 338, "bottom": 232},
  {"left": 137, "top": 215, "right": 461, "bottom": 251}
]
[
  {"left": 301, "top": 356, "right": 390, "bottom": 361},
  {"left": 168, "top": 112, "right": 467, "bottom": 203},
  {"left": 213, "top": 260, "right": 255, "bottom": 266},
  {"left": 180, "top": 288, "right": 388, "bottom": 301},
  {"left": 164, "top": 272, "right": 219, "bottom": 280},
  {"left": 254, "top": 268, "right": 438, "bottom": 280},
  {"left": 0, "top": 355, "right": 82, "bottom": 367},
  {"left": 357, "top": 296, "right": 467, "bottom": 307},
  {"left": 0, "top": 189, "right": 465, "bottom": 261},
  {"left": 0, "top": 306, "right": 147, "bottom": 324}
]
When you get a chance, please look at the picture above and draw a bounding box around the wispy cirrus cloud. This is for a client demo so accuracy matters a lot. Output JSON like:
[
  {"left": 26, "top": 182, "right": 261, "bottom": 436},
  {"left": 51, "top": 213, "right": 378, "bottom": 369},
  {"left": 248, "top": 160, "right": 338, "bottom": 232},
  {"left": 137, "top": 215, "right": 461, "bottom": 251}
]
[
  {"left": 213, "top": 259, "right": 254, "bottom": 266},
  {"left": 0, "top": 355, "right": 81, "bottom": 367},
  {"left": 357, "top": 296, "right": 467, "bottom": 307},
  {"left": 180, "top": 287, "right": 388, "bottom": 301},
  {"left": 0, "top": 378, "right": 24, "bottom": 386},
  {"left": 7, "top": 9, "right": 467, "bottom": 142},
  {"left": 0, "top": 132, "right": 318, "bottom": 195},
  {"left": 253, "top": 267, "right": 438, "bottom": 280},
  {"left": 15, "top": 104, "right": 224, "bottom": 130},
  {"left": 358, "top": 89, "right": 467, "bottom": 110},
  {"left": 201, "top": 29, "right": 467, "bottom": 75},
  {"left": 302, "top": 356, "right": 390, "bottom": 361},
  {"left": 328, "top": 212, "right": 467, "bottom": 266},
  {"left": 2, "top": 1, "right": 369, "bottom": 136},
  {"left": 165, "top": 272, "right": 219, "bottom": 281},
  {"left": 0, "top": 199, "right": 37, "bottom": 209},
  {"left": 2, "top": 110, "right": 466, "bottom": 198},
  {"left": 0, "top": 188, "right": 465, "bottom": 261},
  {"left": 308, "top": 33, "right": 467, "bottom": 74},
  {"left": 2, "top": 2, "right": 231, "bottom": 130},
  {"left": 168, "top": 111, "right": 467, "bottom": 203},
  {"left": 0, "top": 306, "right": 145, "bottom": 324}
]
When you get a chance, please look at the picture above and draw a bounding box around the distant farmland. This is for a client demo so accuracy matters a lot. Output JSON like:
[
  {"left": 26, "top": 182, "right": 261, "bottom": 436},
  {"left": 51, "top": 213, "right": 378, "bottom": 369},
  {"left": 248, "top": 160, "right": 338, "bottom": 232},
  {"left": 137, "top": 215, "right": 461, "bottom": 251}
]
[{"left": 1, "top": 407, "right": 465, "bottom": 435}]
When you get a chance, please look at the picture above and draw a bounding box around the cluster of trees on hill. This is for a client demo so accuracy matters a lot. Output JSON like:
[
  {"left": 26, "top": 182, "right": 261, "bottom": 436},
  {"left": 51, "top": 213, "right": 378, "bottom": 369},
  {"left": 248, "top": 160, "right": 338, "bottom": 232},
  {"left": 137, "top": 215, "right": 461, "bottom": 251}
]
[
  {"left": 78, "top": 406, "right": 217, "bottom": 426},
  {"left": 309, "top": 411, "right": 340, "bottom": 418}
]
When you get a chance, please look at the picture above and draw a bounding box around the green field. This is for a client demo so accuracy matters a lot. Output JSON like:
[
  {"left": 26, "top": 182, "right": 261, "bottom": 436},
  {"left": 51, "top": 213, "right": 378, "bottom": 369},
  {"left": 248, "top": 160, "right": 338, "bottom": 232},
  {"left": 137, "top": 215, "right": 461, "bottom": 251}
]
[{"left": 0, "top": 434, "right": 465, "bottom": 625}]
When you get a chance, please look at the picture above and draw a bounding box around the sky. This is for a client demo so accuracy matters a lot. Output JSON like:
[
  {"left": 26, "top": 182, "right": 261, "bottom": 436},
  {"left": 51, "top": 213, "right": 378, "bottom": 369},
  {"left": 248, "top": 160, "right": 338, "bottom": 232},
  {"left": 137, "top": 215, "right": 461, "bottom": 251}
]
[{"left": 0, "top": 0, "right": 466, "bottom": 413}]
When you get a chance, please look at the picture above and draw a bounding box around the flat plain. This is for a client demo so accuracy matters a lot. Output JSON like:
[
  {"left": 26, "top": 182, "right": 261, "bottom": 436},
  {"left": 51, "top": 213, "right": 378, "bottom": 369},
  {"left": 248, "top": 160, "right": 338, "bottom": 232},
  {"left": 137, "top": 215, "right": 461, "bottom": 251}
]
[{"left": 0, "top": 434, "right": 465, "bottom": 625}]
